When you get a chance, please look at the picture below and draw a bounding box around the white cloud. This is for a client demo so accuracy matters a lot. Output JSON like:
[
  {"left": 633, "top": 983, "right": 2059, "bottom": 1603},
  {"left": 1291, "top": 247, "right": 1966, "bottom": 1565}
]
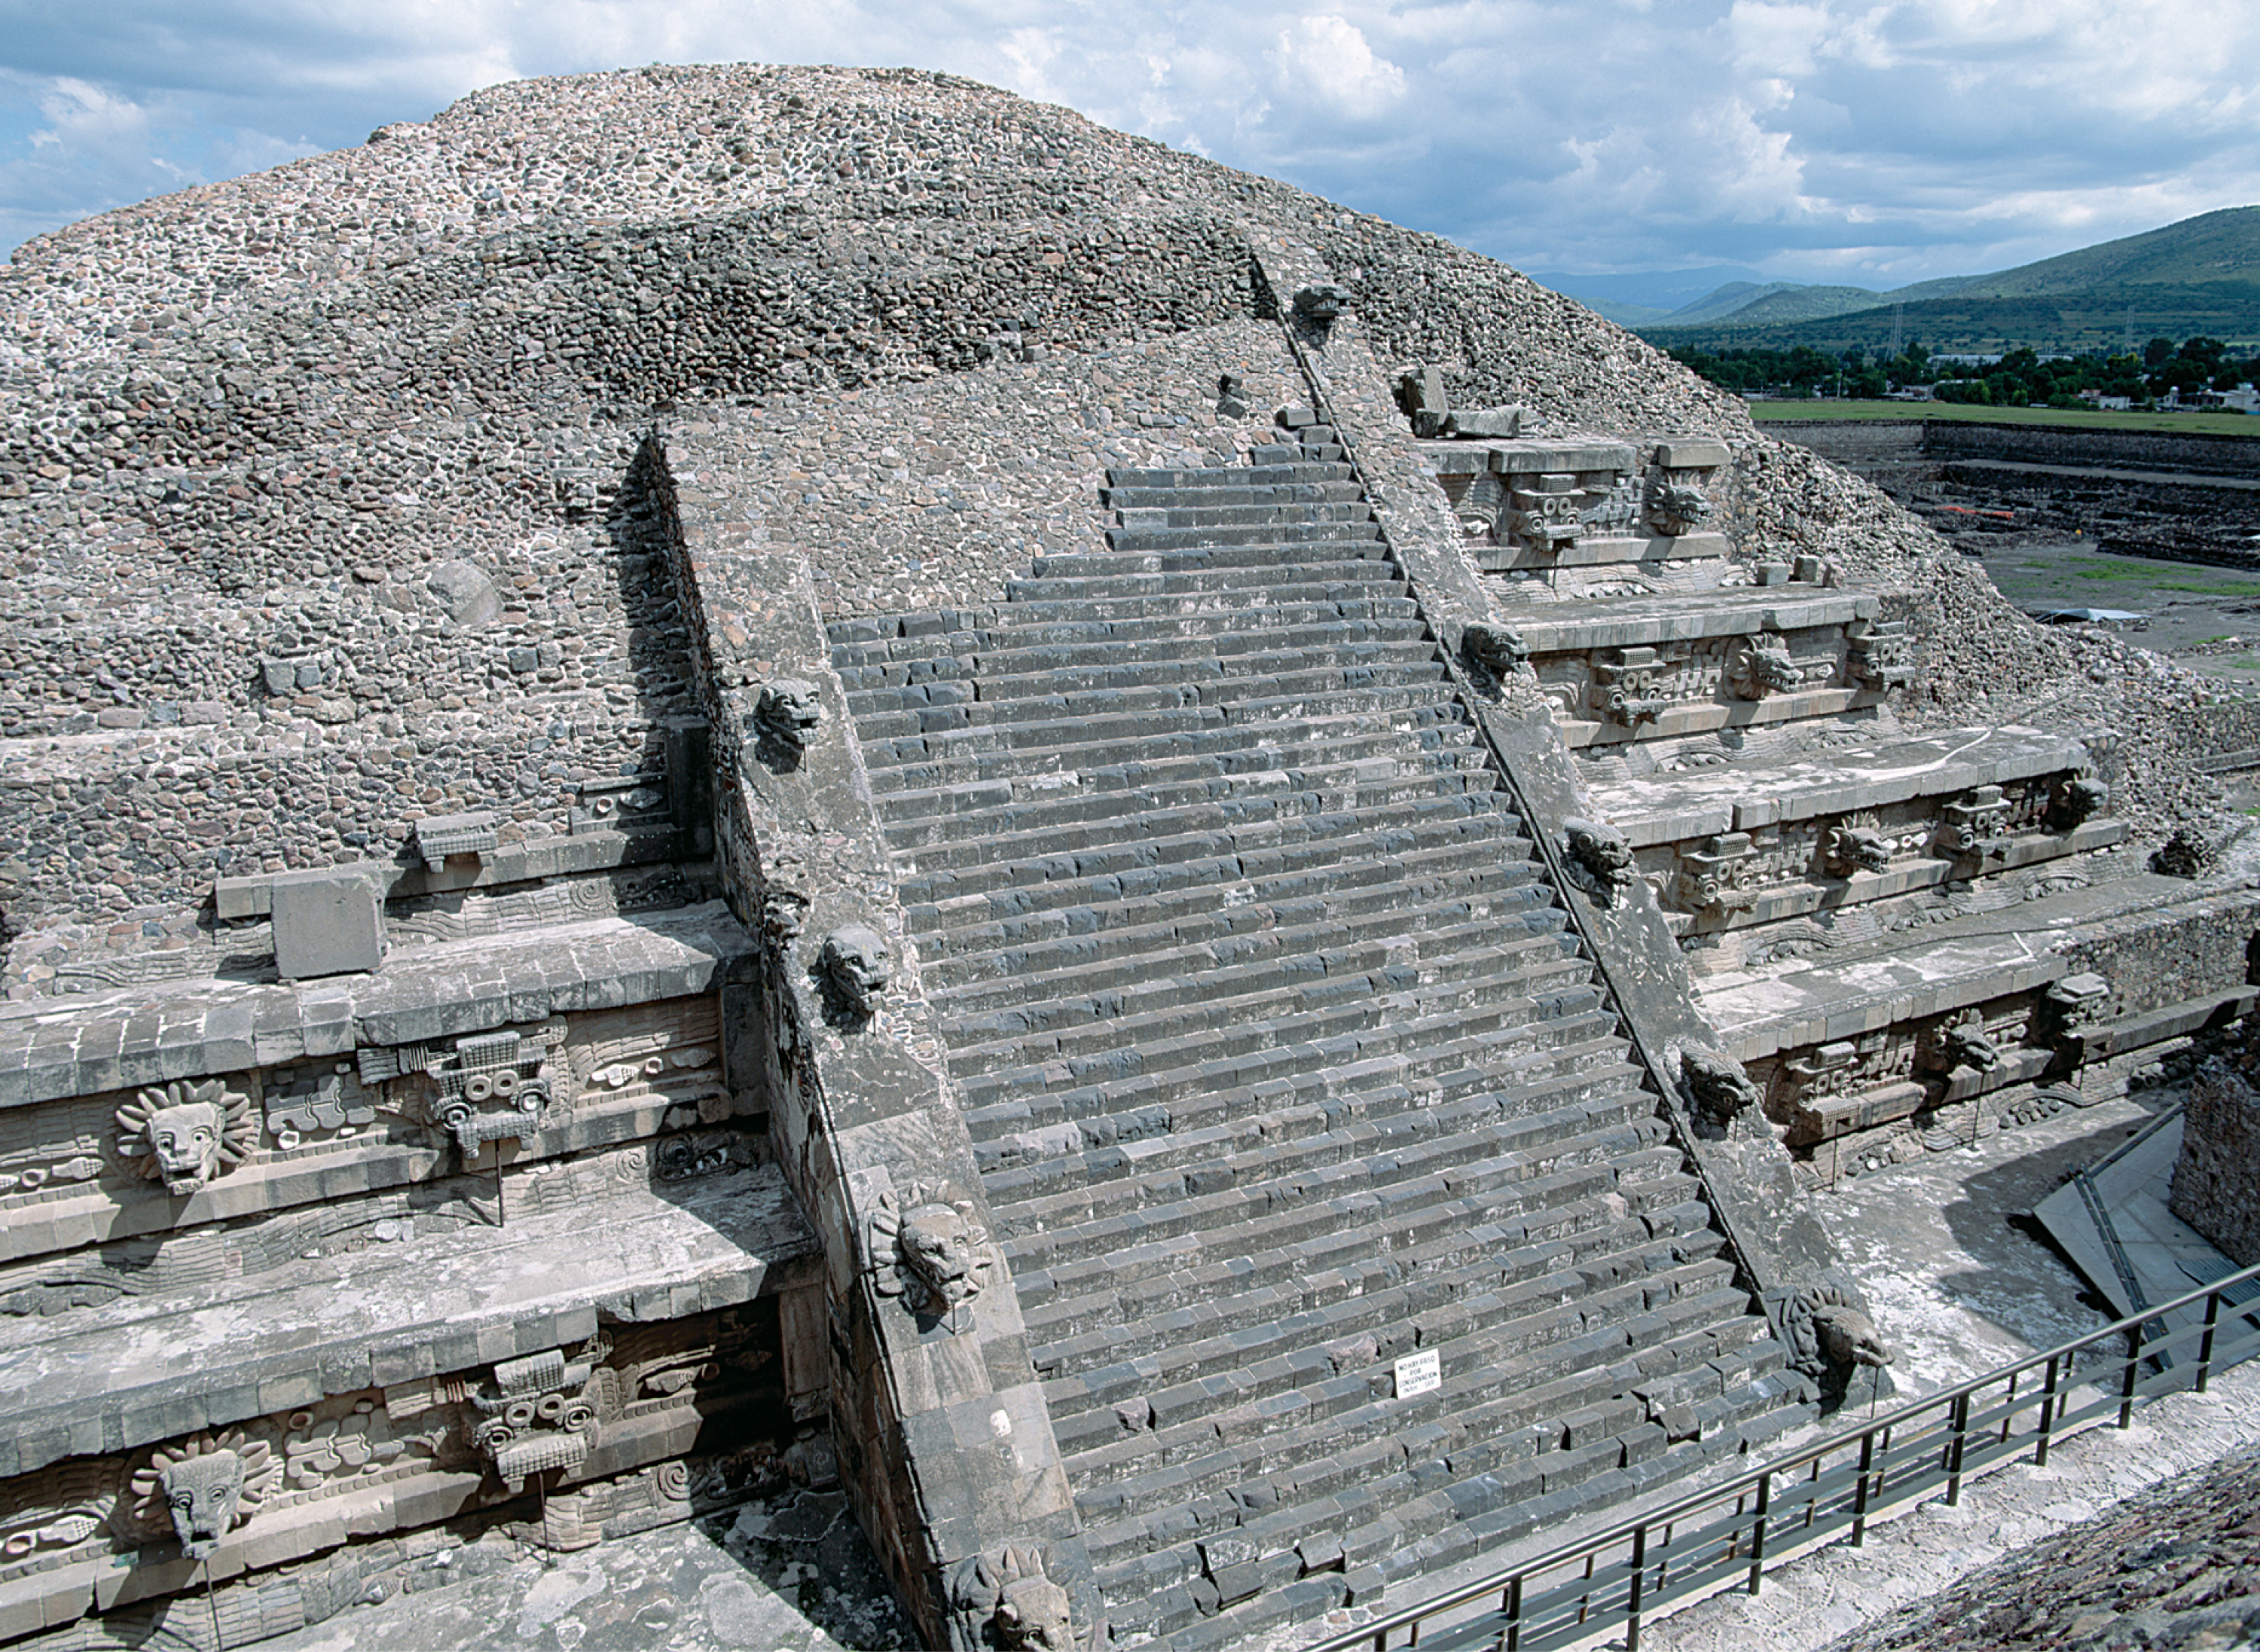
[
  {"left": 0, "top": 0, "right": 2255, "bottom": 286},
  {"left": 1267, "top": 14, "right": 1406, "bottom": 120}
]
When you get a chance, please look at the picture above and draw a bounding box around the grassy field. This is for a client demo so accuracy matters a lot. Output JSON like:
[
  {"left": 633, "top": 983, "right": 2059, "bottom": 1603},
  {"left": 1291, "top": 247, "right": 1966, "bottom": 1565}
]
[{"left": 1748, "top": 400, "right": 2260, "bottom": 438}]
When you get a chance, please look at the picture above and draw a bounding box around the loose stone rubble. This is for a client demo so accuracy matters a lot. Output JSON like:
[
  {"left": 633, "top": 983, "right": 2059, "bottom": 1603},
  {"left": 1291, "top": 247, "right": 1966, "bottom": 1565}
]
[{"left": 2, "top": 59, "right": 2256, "bottom": 1652}]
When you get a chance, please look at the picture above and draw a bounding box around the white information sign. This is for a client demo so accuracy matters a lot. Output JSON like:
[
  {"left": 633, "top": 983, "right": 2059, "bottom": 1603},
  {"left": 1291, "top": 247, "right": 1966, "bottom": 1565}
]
[{"left": 1394, "top": 1348, "right": 1441, "bottom": 1399}]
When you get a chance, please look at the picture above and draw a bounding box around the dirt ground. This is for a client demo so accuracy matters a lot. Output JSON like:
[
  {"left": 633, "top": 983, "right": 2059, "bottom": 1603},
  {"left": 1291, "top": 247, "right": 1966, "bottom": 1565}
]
[{"left": 1969, "top": 536, "right": 2260, "bottom": 688}]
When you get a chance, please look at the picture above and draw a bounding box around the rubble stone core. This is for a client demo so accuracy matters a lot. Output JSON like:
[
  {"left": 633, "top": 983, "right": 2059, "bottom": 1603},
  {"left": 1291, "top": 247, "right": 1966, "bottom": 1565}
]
[{"left": 4, "top": 59, "right": 2258, "bottom": 1652}]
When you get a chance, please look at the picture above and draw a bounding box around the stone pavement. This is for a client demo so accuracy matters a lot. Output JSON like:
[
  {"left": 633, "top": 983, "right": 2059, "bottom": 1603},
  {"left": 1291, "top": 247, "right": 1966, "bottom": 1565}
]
[{"left": 237, "top": 1480, "right": 915, "bottom": 1652}]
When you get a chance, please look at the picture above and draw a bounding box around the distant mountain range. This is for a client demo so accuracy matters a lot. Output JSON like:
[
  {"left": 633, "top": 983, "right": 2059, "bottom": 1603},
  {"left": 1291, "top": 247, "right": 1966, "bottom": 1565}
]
[{"left": 1534, "top": 206, "right": 2260, "bottom": 352}]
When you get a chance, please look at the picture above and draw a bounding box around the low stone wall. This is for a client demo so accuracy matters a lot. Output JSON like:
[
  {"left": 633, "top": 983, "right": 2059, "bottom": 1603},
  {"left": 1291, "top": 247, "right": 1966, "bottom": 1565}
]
[
  {"left": 652, "top": 435, "right": 1103, "bottom": 1652},
  {"left": 2173, "top": 1063, "right": 2260, "bottom": 1266},
  {"left": 1924, "top": 418, "right": 2260, "bottom": 479}
]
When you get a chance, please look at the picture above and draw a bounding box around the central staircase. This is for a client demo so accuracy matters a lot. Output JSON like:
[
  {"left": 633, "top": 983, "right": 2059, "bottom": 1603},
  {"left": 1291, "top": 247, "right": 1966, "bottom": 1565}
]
[{"left": 826, "top": 435, "right": 1809, "bottom": 1647}]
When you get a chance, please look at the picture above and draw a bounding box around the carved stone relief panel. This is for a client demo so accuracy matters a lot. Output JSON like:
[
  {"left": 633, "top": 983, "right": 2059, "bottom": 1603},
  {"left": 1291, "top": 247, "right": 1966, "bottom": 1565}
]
[
  {"left": 0, "top": 1305, "right": 783, "bottom": 1593},
  {"left": 385, "top": 864, "right": 693, "bottom": 950},
  {"left": 1659, "top": 768, "right": 2116, "bottom": 926},
  {"left": 1535, "top": 624, "right": 1854, "bottom": 731},
  {"left": 570, "top": 771, "right": 672, "bottom": 835},
  {"left": 1844, "top": 621, "right": 1916, "bottom": 691},
  {"left": 1642, "top": 440, "right": 1730, "bottom": 538},
  {"left": 0, "top": 997, "right": 734, "bottom": 1266},
  {"left": 560, "top": 997, "right": 728, "bottom": 1119},
  {"left": 0, "top": 1459, "right": 124, "bottom": 1576}
]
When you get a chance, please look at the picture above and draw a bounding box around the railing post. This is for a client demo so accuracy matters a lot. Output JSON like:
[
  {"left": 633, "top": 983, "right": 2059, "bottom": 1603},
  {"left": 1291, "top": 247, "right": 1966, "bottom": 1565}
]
[
  {"left": 1945, "top": 1391, "right": 1971, "bottom": 1506},
  {"left": 1746, "top": 1471, "right": 1772, "bottom": 1596},
  {"left": 1627, "top": 1525, "right": 1648, "bottom": 1652},
  {"left": 2119, "top": 1323, "right": 2141, "bottom": 1428},
  {"left": 2197, "top": 1289, "right": 2223, "bottom": 1394},
  {"left": 2036, "top": 1354, "right": 2060, "bottom": 1467},
  {"left": 1504, "top": 1573, "right": 1523, "bottom": 1652},
  {"left": 1851, "top": 1428, "right": 1877, "bottom": 1546}
]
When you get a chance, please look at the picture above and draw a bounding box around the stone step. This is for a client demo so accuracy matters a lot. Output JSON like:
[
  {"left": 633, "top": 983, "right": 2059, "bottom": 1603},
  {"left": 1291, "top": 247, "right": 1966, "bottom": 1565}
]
[
  {"left": 1040, "top": 540, "right": 1394, "bottom": 579},
  {"left": 832, "top": 614, "right": 1434, "bottom": 684},
  {"left": 1003, "top": 1101, "right": 1669, "bottom": 1311},
  {"left": 986, "top": 1053, "right": 1648, "bottom": 1217},
  {"left": 848, "top": 655, "right": 1451, "bottom": 734},
  {"left": 990, "top": 1026, "right": 1645, "bottom": 1247},
  {"left": 942, "top": 921, "right": 1588, "bottom": 1059},
  {"left": 884, "top": 757, "right": 1492, "bottom": 855},
  {"left": 1042, "top": 1201, "right": 1720, "bottom": 1408},
  {"left": 848, "top": 678, "right": 1466, "bottom": 758},
  {"left": 877, "top": 731, "right": 1490, "bottom": 826},
  {"left": 923, "top": 857, "right": 1547, "bottom": 988},
  {"left": 865, "top": 704, "right": 1474, "bottom": 789},
  {"left": 1052, "top": 1247, "right": 1739, "bottom": 1493},
  {"left": 944, "top": 936, "right": 1602, "bottom": 1083},
  {"left": 825, "top": 599, "right": 1422, "bottom": 667},
  {"left": 1006, "top": 557, "right": 1400, "bottom": 604},
  {"left": 1107, "top": 499, "right": 1375, "bottom": 533},
  {"left": 983, "top": 596, "right": 1424, "bottom": 640},
  {"left": 1094, "top": 1352, "right": 1804, "bottom": 1641},
  {"left": 1101, "top": 521, "right": 1387, "bottom": 554},
  {"left": 893, "top": 778, "right": 1514, "bottom": 881},
  {"left": 1100, "top": 479, "right": 1367, "bottom": 511},
  {"left": 959, "top": 995, "right": 1632, "bottom": 1149},
  {"left": 979, "top": 1038, "right": 1642, "bottom": 1204},
  {"left": 910, "top": 808, "right": 1522, "bottom": 936},
  {"left": 1058, "top": 1211, "right": 1727, "bottom": 1392},
  {"left": 1104, "top": 461, "right": 1355, "bottom": 490},
  {"left": 1068, "top": 1284, "right": 1773, "bottom": 1548},
  {"left": 999, "top": 1095, "right": 1660, "bottom": 1281},
  {"left": 929, "top": 873, "right": 1557, "bottom": 1012},
  {"left": 976, "top": 588, "right": 1425, "bottom": 628},
  {"left": 852, "top": 638, "right": 1441, "bottom": 716}
]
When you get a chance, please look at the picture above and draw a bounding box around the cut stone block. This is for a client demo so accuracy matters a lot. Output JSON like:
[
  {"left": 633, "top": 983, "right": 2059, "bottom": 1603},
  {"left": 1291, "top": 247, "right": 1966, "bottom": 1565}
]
[
  {"left": 269, "top": 869, "right": 383, "bottom": 981},
  {"left": 1655, "top": 440, "right": 1732, "bottom": 469}
]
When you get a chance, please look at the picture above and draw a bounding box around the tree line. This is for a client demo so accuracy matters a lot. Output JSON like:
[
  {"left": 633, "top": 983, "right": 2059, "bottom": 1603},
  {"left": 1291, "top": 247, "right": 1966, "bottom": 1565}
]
[{"left": 1663, "top": 336, "right": 2260, "bottom": 408}]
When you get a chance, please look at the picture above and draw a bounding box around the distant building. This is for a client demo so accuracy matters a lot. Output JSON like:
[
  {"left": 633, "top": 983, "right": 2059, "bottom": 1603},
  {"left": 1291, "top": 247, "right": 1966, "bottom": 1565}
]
[{"left": 2186, "top": 383, "right": 2259, "bottom": 413}]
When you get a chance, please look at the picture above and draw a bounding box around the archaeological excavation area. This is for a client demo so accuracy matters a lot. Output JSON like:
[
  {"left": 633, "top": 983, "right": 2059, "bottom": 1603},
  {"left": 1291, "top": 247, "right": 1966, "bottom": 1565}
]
[{"left": 2, "top": 63, "right": 2257, "bottom": 1652}]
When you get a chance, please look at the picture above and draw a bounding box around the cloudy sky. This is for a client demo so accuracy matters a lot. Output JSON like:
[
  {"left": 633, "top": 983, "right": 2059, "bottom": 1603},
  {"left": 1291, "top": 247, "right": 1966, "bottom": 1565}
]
[{"left": 3, "top": 0, "right": 2257, "bottom": 297}]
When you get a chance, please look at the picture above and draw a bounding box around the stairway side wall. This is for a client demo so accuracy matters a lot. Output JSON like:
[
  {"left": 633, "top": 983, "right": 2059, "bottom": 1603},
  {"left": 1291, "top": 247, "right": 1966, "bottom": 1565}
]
[
  {"left": 1245, "top": 232, "right": 1855, "bottom": 1313},
  {"left": 650, "top": 437, "right": 1101, "bottom": 1652}
]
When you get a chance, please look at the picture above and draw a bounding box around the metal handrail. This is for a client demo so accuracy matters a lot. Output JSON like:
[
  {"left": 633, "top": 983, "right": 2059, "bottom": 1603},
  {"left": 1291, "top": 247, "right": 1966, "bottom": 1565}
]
[{"left": 1306, "top": 1255, "right": 2260, "bottom": 1652}]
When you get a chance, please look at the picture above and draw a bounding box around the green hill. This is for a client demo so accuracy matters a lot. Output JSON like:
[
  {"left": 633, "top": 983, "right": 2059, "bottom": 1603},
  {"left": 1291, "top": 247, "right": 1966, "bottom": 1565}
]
[
  {"left": 1956, "top": 205, "right": 2260, "bottom": 297},
  {"left": 1696, "top": 282, "right": 1892, "bottom": 325},
  {"left": 1638, "top": 205, "right": 2260, "bottom": 352},
  {"left": 1645, "top": 282, "right": 2260, "bottom": 355}
]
